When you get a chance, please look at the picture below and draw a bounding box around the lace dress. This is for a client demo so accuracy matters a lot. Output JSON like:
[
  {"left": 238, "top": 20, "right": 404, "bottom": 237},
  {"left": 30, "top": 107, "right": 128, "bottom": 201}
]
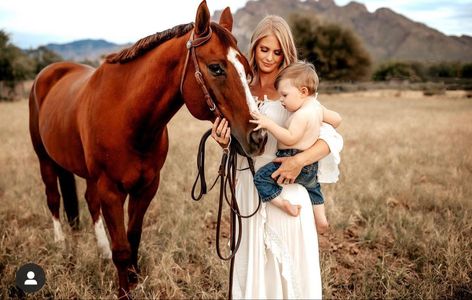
[{"left": 232, "top": 98, "right": 323, "bottom": 299}]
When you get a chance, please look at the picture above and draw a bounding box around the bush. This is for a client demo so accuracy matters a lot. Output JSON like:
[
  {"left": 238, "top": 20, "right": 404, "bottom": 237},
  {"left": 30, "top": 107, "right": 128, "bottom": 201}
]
[
  {"left": 289, "top": 13, "right": 372, "bottom": 81},
  {"left": 428, "top": 62, "right": 461, "bottom": 78},
  {"left": 373, "top": 62, "right": 425, "bottom": 82},
  {"left": 461, "top": 63, "right": 472, "bottom": 78}
]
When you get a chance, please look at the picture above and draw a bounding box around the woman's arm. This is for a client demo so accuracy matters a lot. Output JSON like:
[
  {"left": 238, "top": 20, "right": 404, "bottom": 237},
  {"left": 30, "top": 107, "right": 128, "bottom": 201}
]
[
  {"left": 271, "top": 139, "right": 330, "bottom": 184},
  {"left": 322, "top": 106, "right": 342, "bottom": 128}
]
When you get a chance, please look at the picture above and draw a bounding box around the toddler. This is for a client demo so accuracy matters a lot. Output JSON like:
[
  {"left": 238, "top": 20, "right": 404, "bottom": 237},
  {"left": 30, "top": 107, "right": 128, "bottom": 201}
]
[{"left": 251, "top": 61, "right": 340, "bottom": 233}]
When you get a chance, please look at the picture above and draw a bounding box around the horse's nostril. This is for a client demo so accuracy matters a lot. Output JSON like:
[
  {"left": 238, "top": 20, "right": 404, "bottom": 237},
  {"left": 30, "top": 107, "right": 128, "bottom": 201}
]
[{"left": 250, "top": 130, "right": 267, "bottom": 147}]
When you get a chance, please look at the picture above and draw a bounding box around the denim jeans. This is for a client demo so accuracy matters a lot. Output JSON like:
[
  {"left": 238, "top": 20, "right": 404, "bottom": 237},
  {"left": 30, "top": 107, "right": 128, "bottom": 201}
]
[{"left": 253, "top": 149, "right": 324, "bottom": 205}]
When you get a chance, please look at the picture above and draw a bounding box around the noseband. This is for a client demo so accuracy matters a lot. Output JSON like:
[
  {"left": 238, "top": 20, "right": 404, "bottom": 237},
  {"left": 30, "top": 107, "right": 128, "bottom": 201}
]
[{"left": 180, "top": 26, "right": 223, "bottom": 118}]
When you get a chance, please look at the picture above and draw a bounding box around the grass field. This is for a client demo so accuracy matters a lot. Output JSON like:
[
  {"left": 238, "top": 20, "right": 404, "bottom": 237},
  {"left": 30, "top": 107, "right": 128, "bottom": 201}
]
[{"left": 0, "top": 90, "right": 471, "bottom": 299}]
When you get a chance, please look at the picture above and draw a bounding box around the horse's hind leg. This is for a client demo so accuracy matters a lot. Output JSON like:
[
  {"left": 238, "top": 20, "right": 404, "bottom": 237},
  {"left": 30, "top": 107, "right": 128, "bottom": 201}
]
[
  {"left": 57, "top": 167, "right": 79, "bottom": 230},
  {"left": 85, "top": 179, "right": 112, "bottom": 259},
  {"left": 38, "top": 158, "right": 65, "bottom": 242},
  {"left": 127, "top": 175, "right": 160, "bottom": 285}
]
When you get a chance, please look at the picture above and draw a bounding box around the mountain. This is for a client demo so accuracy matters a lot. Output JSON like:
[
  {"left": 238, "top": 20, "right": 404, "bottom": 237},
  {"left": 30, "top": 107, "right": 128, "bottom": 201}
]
[
  {"left": 44, "top": 39, "right": 130, "bottom": 62},
  {"left": 214, "top": 0, "right": 472, "bottom": 63}
]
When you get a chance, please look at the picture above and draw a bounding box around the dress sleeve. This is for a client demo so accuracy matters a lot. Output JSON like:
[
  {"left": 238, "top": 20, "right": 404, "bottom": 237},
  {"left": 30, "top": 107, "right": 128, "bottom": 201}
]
[{"left": 317, "top": 123, "right": 344, "bottom": 183}]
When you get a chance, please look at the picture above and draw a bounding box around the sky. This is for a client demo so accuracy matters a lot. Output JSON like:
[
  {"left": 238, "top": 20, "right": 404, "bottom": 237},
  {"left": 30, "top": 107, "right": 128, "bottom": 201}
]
[{"left": 1, "top": 0, "right": 471, "bottom": 48}]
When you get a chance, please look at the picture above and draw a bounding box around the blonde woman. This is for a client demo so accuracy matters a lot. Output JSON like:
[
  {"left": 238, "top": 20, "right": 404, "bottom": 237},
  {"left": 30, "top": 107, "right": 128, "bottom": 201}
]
[{"left": 212, "top": 15, "right": 343, "bottom": 298}]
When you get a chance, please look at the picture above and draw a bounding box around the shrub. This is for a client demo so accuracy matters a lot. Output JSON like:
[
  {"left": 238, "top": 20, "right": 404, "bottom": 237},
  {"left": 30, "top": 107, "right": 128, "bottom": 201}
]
[{"left": 373, "top": 62, "right": 425, "bottom": 82}]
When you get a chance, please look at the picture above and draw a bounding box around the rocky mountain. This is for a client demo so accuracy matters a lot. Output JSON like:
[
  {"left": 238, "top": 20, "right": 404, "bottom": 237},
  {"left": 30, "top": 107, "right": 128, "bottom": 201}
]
[
  {"left": 44, "top": 39, "right": 130, "bottom": 62},
  {"left": 214, "top": 0, "right": 472, "bottom": 63}
]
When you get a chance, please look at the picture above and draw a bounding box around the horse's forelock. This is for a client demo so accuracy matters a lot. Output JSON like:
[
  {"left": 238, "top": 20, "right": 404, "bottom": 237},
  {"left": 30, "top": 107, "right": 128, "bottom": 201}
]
[{"left": 106, "top": 23, "right": 194, "bottom": 64}]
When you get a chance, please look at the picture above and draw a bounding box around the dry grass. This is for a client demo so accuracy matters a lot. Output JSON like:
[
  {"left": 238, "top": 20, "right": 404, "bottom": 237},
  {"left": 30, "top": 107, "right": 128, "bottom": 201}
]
[{"left": 0, "top": 90, "right": 471, "bottom": 299}]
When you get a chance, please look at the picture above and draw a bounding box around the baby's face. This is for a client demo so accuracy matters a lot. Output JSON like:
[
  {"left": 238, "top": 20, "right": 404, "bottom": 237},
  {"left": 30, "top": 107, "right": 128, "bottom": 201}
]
[{"left": 277, "top": 79, "right": 305, "bottom": 112}]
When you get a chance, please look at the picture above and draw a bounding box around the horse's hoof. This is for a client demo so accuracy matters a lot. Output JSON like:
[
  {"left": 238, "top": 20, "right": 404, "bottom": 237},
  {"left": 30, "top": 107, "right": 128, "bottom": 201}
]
[{"left": 128, "top": 267, "right": 139, "bottom": 286}]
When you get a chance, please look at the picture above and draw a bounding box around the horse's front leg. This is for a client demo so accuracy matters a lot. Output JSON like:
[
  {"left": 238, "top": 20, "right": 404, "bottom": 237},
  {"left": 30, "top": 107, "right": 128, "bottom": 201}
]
[
  {"left": 127, "top": 174, "right": 160, "bottom": 286},
  {"left": 97, "top": 174, "right": 130, "bottom": 299}
]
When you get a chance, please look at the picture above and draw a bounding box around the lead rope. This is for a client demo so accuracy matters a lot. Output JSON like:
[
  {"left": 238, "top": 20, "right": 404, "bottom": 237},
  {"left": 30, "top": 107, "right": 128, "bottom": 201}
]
[{"left": 191, "top": 129, "right": 260, "bottom": 299}]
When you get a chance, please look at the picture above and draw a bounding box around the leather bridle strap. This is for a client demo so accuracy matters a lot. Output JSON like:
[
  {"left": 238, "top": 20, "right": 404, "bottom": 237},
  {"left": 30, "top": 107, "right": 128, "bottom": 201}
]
[
  {"left": 191, "top": 129, "right": 261, "bottom": 300},
  {"left": 180, "top": 26, "right": 223, "bottom": 118}
]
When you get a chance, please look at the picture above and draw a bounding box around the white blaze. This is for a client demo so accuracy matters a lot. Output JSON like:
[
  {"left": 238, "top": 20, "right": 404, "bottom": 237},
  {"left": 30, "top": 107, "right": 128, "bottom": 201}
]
[
  {"left": 94, "top": 217, "right": 112, "bottom": 259},
  {"left": 53, "top": 218, "right": 65, "bottom": 242},
  {"left": 227, "top": 48, "right": 259, "bottom": 113}
]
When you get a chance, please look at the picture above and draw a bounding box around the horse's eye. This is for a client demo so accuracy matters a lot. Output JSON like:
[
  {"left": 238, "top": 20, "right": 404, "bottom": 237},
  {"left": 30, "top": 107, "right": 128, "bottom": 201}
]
[{"left": 208, "top": 64, "right": 225, "bottom": 76}]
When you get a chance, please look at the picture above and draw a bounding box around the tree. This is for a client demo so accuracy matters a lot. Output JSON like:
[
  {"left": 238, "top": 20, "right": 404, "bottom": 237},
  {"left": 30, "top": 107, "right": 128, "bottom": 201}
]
[
  {"left": 289, "top": 14, "right": 372, "bottom": 81},
  {"left": 27, "top": 46, "right": 63, "bottom": 74},
  {"left": 0, "top": 30, "right": 35, "bottom": 99},
  {"left": 0, "top": 30, "right": 35, "bottom": 82}
]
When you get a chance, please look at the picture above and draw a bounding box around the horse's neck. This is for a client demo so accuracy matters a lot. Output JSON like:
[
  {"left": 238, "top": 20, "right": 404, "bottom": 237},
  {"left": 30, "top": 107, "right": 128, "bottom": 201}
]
[{"left": 112, "top": 36, "right": 188, "bottom": 153}]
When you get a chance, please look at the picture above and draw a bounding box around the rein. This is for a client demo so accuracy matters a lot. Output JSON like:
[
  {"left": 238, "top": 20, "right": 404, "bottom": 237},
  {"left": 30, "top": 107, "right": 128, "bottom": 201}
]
[{"left": 191, "top": 129, "right": 261, "bottom": 300}]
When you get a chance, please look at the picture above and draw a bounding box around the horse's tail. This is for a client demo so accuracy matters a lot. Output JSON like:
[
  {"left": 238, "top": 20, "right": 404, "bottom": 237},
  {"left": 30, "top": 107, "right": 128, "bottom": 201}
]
[
  {"left": 57, "top": 167, "right": 80, "bottom": 230},
  {"left": 29, "top": 68, "right": 80, "bottom": 230}
]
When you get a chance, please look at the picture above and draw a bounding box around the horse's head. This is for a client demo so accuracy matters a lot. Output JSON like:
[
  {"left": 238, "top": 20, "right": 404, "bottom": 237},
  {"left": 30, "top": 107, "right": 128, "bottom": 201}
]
[{"left": 180, "top": 1, "right": 267, "bottom": 157}]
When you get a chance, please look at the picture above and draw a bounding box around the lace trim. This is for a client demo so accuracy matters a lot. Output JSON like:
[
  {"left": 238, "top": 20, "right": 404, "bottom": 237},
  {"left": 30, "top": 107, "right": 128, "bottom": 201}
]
[{"left": 264, "top": 222, "right": 301, "bottom": 299}]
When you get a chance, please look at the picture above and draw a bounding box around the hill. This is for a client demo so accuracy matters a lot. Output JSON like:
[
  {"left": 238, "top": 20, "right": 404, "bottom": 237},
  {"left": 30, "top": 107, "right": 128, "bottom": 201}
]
[
  {"left": 44, "top": 39, "right": 130, "bottom": 62},
  {"left": 214, "top": 0, "right": 472, "bottom": 63},
  {"left": 42, "top": 0, "right": 472, "bottom": 63}
]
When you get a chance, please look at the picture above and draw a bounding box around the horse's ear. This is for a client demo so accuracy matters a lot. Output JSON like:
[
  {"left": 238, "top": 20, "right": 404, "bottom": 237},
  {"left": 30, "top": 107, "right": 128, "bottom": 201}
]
[
  {"left": 195, "top": 0, "right": 210, "bottom": 35},
  {"left": 219, "top": 7, "right": 233, "bottom": 32}
]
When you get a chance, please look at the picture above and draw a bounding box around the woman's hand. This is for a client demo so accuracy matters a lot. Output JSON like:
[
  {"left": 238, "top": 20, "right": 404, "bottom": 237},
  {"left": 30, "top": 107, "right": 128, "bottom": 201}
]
[
  {"left": 271, "top": 155, "right": 304, "bottom": 185},
  {"left": 211, "top": 117, "right": 231, "bottom": 147}
]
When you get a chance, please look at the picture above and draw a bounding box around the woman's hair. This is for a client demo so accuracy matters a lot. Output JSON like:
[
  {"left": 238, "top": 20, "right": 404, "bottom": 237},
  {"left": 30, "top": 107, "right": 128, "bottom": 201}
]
[
  {"left": 248, "top": 15, "right": 298, "bottom": 80},
  {"left": 275, "top": 61, "right": 319, "bottom": 95}
]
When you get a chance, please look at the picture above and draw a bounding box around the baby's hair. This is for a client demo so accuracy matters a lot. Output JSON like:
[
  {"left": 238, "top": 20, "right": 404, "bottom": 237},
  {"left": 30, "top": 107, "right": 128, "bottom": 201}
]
[{"left": 275, "top": 61, "right": 319, "bottom": 95}]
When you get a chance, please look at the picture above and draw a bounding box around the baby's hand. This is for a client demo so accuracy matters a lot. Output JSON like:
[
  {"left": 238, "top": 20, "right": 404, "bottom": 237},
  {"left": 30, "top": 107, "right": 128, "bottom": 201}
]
[{"left": 250, "top": 111, "right": 271, "bottom": 131}]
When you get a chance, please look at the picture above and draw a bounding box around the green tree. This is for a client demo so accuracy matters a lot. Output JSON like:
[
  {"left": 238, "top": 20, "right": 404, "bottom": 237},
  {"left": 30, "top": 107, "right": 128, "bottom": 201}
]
[
  {"left": 0, "top": 31, "right": 35, "bottom": 82},
  {"left": 289, "top": 14, "right": 372, "bottom": 81},
  {"left": 27, "top": 46, "right": 63, "bottom": 74}
]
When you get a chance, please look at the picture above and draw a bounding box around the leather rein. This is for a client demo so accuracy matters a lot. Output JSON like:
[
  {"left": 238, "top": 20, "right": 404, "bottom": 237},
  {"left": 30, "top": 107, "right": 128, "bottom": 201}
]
[{"left": 179, "top": 26, "right": 261, "bottom": 299}]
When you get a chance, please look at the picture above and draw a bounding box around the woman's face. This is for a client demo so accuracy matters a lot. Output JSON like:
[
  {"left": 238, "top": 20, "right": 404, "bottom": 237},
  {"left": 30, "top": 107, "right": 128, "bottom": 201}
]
[{"left": 255, "top": 34, "right": 284, "bottom": 75}]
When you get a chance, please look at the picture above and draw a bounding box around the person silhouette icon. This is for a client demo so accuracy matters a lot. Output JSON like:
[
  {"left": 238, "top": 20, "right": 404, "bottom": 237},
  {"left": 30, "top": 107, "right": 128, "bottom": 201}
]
[
  {"left": 16, "top": 263, "right": 45, "bottom": 293},
  {"left": 24, "top": 271, "right": 38, "bottom": 286}
]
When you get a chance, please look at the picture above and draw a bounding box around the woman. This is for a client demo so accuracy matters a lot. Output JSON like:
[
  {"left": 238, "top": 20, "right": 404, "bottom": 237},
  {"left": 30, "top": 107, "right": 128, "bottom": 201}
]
[{"left": 212, "top": 16, "right": 342, "bottom": 299}]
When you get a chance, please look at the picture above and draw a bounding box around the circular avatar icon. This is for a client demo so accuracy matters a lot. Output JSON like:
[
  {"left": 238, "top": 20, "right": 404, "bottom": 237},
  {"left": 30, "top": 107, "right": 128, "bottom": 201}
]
[{"left": 15, "top": 263, "right": 46, "bottom": 293}]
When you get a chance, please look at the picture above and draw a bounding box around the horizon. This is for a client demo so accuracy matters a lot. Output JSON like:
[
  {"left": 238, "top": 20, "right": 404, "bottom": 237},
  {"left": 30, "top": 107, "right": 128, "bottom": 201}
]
[{"left": 1, "top": 0, "right": 471, "bottom": 48}]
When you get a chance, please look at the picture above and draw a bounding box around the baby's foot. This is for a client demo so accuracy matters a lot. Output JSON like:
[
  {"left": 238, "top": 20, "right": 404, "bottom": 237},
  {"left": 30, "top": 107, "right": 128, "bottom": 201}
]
[
  {"left": 315, "top": 219, "right": 329, "bottom": 234},
  {"left": 281, "top": 200, "right": 301, "bottom": 217}
]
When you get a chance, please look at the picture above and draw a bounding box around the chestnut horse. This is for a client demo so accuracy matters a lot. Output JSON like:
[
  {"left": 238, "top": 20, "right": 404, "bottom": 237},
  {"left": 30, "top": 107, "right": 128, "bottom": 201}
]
[{"left": 29, "top": 1, "right": 265, "bottom": 297}]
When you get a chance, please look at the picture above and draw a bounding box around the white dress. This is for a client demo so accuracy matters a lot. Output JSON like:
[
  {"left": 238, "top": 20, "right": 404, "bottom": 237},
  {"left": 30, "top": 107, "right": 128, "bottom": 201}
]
[{"left": 232, "top": 98, "right": 326, "bottom": 299}]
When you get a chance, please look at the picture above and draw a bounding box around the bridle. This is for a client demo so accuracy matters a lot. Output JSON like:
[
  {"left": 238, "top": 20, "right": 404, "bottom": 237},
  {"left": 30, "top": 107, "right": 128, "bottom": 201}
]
[
  {"left": 180, "top": 25, "right": 223, "bottom": 118},
  {"left": 180, "top": 25, "right": 261, "bottom": 299}
]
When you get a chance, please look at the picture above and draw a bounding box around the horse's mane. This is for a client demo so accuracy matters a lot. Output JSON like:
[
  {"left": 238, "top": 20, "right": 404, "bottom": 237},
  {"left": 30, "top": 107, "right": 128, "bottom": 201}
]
[{"left": 106, "top": 23, "right": 195, "bottom": 64}]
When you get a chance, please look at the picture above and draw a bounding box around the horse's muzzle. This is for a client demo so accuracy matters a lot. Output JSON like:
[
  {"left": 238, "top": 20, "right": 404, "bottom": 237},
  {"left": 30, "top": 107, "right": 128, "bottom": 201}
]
[{"left": 248, "top": 129, "right": 267, "bottom": 156}]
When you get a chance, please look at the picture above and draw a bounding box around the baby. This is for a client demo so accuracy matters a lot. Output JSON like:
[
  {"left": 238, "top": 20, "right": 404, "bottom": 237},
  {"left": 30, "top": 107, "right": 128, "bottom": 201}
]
[{"left": 251, "top": 61, "right": 341, "bottom": 233}]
